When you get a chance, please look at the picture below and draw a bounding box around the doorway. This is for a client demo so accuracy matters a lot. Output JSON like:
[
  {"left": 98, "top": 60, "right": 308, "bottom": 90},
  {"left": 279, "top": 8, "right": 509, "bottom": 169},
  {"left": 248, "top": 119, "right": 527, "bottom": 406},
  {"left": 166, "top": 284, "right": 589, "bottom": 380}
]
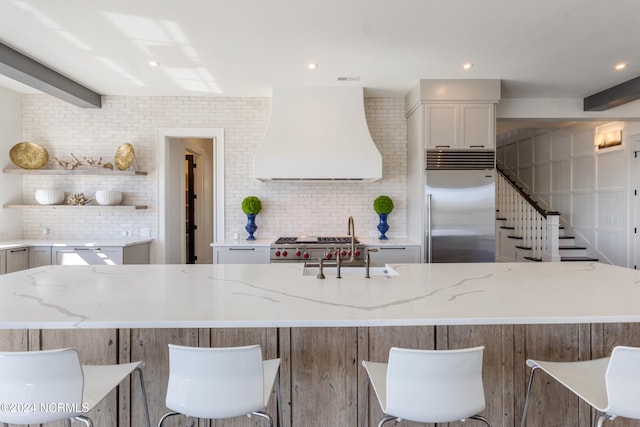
[
  {"left": 185, "top": 153, "right": 196, "bottom": 263},
  {"left": 158, "top": 128, "right": 224, "bottom": 264}
]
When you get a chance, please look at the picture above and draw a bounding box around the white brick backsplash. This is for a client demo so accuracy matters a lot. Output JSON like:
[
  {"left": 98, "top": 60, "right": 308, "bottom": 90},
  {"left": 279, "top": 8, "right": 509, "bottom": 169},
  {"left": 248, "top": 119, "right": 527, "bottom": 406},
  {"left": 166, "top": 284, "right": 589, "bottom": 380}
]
[{"left": 20, "top": 94, "right": 408, "bottom": 241}]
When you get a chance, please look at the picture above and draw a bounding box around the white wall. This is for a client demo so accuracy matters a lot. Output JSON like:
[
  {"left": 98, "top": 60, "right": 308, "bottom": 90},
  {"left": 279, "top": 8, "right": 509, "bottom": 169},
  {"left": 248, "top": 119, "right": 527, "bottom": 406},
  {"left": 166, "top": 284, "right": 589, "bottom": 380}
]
[
  {"left": 497, "top": 123, "right": 630, "bottom": 266},
  {"left": 0, "top": 87, "right": 23, "bottom": 239},
  {"left": 19, "top": 94, "right": 408, "bottom": 251}
]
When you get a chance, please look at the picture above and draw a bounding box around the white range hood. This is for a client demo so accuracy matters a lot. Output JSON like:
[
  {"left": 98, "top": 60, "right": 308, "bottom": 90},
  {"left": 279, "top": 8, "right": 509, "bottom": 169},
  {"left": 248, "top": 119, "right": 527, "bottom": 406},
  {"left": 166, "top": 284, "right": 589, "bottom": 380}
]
[{"left": 254, "top": 86, "right": 382, "bottom": 182}]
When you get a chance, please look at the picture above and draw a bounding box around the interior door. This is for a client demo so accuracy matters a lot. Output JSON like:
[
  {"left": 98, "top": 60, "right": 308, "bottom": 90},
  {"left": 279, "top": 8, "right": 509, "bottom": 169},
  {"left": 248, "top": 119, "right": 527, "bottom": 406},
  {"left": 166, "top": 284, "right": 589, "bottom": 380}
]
[
  {"left": 185, "top": 154, "right": 197, "bottom": 264},
  {"left": 633, "top": 136, "right": 640, "bottom": 269}
]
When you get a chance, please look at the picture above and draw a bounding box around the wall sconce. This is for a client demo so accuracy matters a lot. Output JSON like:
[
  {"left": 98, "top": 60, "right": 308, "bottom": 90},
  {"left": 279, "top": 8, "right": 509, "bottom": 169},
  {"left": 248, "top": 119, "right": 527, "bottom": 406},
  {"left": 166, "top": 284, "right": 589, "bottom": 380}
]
[{"left": 594, "top": 123, "right": 623, "bottom": 150}]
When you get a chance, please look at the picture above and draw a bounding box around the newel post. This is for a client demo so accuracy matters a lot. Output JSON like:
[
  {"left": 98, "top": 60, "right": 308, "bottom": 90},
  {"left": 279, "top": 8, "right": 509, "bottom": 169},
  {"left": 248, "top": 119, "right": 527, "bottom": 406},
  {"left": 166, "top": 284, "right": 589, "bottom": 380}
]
[{"left": 542, "top": 212, "right": 561, "bottom": 262}]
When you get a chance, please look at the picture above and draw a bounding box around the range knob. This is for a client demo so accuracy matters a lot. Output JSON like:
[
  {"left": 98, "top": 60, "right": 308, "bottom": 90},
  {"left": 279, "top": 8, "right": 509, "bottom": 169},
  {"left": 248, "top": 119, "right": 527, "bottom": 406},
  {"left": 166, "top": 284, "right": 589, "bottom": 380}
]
[
  {"left": 295, "top": 250, "right": 302, "bottom": 257},
  {"left": 303, "top": 252, "right": 309, "bottom": 259},
  {"left": 340, "top": 249, "right": 347, "bottom": 257},
  {"left": 274, "top": 250, "right": 281, "bottom": 257},
  {"left": 355, "top": 250, "right": 361, "bottom": 257},
  {"left": 326, "top": 252, "right": 333, "bottom": 259},
  {"left": 282, "top": 251, "right": 288, "bottom": 257}
]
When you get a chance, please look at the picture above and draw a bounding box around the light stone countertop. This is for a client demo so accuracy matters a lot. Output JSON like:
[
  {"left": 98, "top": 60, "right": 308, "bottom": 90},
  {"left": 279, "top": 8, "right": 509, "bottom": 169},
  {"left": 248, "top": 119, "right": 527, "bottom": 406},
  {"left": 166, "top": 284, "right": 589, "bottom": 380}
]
[
  {"left": 211, "top": 238, "right": 274, "bottom": 247},
  {"left": 0, "top": 239, "right": 153, "bottom": 250},
  {"left": 0, "top": 261, "right": 637, "bottom": 329},
  {"left": 358, "top": 237, "right": 420, "bottom": 246}
]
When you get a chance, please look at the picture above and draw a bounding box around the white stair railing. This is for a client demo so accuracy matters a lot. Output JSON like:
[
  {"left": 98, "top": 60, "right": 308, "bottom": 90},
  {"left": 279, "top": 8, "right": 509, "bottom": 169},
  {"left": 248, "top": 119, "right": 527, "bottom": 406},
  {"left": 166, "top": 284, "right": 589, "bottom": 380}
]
[{"left": 496, "top": 172, "right": 559, "bottom": 261}]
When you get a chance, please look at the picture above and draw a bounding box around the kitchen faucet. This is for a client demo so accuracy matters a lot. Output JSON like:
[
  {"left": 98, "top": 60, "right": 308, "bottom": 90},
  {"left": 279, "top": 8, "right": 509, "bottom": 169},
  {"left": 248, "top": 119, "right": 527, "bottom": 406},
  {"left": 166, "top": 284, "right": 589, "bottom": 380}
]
[
  {"left": 348, "top": 216, "right": 355, "bottom": 261},
  {"left": 344, "top": 216, "right": 365, "bottom": 267},
  {"left": 365, "top": 248, "right": 379, "bottom": 278}
]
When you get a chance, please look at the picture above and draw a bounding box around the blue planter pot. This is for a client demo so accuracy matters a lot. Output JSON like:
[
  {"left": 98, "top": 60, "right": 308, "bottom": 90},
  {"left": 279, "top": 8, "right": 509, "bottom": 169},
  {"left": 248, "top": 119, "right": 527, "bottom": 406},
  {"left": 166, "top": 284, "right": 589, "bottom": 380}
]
[
  {"left": 377, "top": 213, "right": 389, "bottom": 240},
  {"left": 245, "top": 214, "right": 257, "bottom": 240}
]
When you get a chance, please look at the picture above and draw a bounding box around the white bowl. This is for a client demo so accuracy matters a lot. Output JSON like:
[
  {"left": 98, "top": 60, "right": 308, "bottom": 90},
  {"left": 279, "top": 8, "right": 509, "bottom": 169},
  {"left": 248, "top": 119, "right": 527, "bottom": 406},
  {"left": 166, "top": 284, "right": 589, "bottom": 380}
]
[
  {"left": 95, "top": 190, "right": 123, "bottom": 206},
  {"left": 35, "top": 189, "right": 65, "bottom": 205}
]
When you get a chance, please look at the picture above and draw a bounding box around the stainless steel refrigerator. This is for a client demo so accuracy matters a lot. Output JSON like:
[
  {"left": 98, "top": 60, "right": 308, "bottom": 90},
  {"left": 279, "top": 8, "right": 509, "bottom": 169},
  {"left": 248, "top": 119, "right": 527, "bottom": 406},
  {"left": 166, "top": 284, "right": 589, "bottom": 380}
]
[{"left": 424, "top": 150, "right": 495, "bottom": 263}]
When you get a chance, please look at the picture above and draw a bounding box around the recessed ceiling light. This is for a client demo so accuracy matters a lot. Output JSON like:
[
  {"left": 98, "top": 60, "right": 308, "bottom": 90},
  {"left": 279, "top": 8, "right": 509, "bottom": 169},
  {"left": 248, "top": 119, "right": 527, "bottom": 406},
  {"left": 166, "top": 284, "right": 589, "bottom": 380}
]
[
  {"left": 148, "top": 60, "right": 160, "bottom": 67},
  {"left": 614, "top": 63, "right": 627, "bottom": 70},
  {"left": 308, "top": 63, "right": 317, "bottom": 70},
  {"left": 462, "top": 63, "right": 473, "bottom": 70}
]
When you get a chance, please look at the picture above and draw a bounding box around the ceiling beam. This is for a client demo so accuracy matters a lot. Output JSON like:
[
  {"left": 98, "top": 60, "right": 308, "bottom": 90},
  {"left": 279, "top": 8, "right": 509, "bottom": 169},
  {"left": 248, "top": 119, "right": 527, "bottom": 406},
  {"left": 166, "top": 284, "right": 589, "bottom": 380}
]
[
  {"left": 0, "top": 42, "right": 101, "bottom": 108},
  {"left": 583, "top": 75, "right": 640, "bottom": 111}
]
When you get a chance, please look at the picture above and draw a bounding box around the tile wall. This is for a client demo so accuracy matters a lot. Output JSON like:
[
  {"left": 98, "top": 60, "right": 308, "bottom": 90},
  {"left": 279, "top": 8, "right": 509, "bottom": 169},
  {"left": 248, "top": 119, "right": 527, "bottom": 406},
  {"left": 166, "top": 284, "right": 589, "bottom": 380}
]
[{"left": 19, "top": 94, "right": 408, "bottom": 242}]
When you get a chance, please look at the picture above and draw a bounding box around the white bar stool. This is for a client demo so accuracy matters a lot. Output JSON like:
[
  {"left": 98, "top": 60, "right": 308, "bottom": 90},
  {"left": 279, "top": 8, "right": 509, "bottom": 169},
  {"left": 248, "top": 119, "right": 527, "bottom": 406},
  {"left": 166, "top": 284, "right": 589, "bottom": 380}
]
[
  {"left": 157, "top": 344, "right": 282, "bottom": 427},
  {"left": 521, "top": 345, "right": 640, "bottom": 427},
  {"left": 361, "top": 346, "right": 491, "bottom": 426},
  {"left": 0, "top": 347, "right": 150, "bottom": 427}
]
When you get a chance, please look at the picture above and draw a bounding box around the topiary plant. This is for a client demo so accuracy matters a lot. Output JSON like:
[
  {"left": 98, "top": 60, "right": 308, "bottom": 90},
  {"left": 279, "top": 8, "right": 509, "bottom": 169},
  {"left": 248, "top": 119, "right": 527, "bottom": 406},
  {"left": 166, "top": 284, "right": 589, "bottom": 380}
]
[
  {"left": 373, "top": 195, "right": 394, "bottom": 215},
  {"left": 241, "top": 196, "right": 262, "bottom": 215}
]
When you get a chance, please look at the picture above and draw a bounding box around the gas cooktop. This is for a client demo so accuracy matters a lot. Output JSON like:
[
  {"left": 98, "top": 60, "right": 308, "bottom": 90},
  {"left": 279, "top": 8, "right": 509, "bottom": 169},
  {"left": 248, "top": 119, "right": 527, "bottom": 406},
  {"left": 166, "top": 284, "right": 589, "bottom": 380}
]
[{"left": 274, "top": 236, "right": 359, "bottom": 245}]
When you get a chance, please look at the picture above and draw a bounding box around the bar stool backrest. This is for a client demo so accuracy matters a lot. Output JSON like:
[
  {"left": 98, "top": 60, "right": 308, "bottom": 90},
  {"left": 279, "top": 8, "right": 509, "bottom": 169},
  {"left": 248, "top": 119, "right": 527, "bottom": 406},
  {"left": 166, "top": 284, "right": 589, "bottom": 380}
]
[
  {"left": 0, "top": 348, "right": 84, "bottom": 424},
  {"left": 165, "top": 344, "right": 265, "bottom": 419},
  {"left": 386, "top": 346, "right": 486, "bottom": 423},
  {"left": 605, "top": 346, "right": 640, "bottom": 419}
]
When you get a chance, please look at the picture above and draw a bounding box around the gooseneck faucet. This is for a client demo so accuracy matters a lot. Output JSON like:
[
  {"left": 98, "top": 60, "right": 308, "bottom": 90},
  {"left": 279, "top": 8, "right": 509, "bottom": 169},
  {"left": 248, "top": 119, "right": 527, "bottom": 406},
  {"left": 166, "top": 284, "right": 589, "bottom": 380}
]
[{"left": 347, "top": 216, "right": 356, "bottom": 261}]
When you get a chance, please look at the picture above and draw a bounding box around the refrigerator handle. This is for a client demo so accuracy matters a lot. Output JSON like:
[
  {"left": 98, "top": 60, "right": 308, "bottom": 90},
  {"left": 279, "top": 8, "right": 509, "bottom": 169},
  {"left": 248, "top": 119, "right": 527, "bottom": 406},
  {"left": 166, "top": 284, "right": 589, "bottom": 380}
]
[{"left": 426, "top": 193, "right": 432, "bottom": 263}]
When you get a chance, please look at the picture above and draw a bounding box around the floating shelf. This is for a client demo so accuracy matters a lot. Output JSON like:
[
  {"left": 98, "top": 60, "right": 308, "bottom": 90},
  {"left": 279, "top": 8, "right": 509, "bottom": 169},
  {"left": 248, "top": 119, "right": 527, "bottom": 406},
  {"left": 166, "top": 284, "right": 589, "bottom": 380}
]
[
  {"left": 3, "top": 168, "right": 147, "bottom": 176},
  {"left": 3, "top": 204, "right": 148, "bottom": 210}
]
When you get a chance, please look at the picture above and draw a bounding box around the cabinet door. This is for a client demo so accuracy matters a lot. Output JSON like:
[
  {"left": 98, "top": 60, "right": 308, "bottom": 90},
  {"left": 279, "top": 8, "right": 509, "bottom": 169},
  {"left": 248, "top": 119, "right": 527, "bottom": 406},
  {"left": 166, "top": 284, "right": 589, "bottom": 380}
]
[
  {"left": 0, "top": 250, "right": 5, "bottom": 275},
  {"left": 366, "top": 246, "right": 421, "bottom": 267},
  {"left": 214, "top": 246, "right": 269, "bottom": 264},
  {"left": 425, "top": 104, "right": 458, "bottom": 149},
  {"left": 459, "top": 103, "right": 495, "bottom": 149},
  {"left": 6, "top": 247, "right": 29, "bottom": 273},
  {"left": 29, "top": 246, "right": 52, "bottom": 268},
  {"left": 53, "top": 247, "right": 123, "bottom": 265}
]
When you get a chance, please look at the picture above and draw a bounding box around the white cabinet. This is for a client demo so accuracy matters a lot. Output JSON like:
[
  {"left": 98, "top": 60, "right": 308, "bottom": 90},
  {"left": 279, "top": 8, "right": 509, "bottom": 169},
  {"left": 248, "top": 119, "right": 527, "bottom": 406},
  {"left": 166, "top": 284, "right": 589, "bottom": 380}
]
[
  {"left": 29, "top": 246, "right": 52, "bottom": 268},
  {"left": 0, "top": 250, "right": 5, "bottom": 275},
  {"left": 53, "top": 247, "right": 123, "bottom": 265},
  {"left": 424, "top": 103, "right": 495, "bottom": 150},
  {"left": 213, "top": 245, "right": 270, "bottom": 264},
  {"left": 6, "top": 247, "right": 29, "bottom": 273},
  {"left": 364, "top": 245, "right": 421, "bottom": 267},
  {"left": 51, "top": 243, "right": 150, "bottom": 265}
]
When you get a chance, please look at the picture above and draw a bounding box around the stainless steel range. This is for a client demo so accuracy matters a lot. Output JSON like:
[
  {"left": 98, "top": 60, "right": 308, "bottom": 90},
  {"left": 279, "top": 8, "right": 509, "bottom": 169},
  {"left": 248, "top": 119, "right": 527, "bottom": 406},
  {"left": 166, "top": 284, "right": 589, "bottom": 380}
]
[{"left": 270, "top": 236, "right": 364, "bottom": 263}]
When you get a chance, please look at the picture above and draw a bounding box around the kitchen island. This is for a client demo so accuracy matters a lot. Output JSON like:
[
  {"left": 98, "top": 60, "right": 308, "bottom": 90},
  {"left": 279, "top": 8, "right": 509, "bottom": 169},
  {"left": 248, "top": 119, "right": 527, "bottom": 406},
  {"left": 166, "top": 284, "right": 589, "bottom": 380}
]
[{"left": 1, "top": 262, "right": 639, "bottom": 426}]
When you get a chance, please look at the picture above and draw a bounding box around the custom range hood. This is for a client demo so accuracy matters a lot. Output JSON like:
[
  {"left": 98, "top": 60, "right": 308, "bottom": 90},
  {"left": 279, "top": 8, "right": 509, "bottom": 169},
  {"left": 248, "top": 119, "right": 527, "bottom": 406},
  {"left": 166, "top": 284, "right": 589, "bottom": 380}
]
[{"left": 254, "top": 86, "right": 382, "bottom": 181}]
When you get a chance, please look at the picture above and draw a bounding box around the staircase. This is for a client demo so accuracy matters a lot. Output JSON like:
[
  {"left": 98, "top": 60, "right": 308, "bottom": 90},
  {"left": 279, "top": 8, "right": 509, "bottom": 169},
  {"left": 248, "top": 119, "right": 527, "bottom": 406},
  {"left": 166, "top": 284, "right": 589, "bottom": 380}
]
[{"left": 496, "top": 168, "right": 598, "bottom": 262}]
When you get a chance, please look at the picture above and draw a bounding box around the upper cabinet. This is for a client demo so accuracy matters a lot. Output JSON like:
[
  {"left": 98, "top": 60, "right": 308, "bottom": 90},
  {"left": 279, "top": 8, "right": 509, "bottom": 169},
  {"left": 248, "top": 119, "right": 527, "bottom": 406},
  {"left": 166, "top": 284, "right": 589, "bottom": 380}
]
[
  {"left": 459, "top": 103, "right": 495, "bottom": 149},
  {"left": 405, "top": 79, "right": 501, "bottom": 246},
  {"left": 424, "top": 103, "right": 495, "bottom": 149}
]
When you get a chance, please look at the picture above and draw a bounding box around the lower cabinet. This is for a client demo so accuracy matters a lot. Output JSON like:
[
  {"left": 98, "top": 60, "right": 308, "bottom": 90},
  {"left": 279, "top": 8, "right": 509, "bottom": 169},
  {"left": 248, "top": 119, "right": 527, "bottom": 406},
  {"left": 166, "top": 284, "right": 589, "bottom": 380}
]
[
  {"left": 0, "top": 242, "right": 151, "bottom": 270},
  {"left": 53, "top": 247, "right": 123, "bottom": 265},
  {"left": 6, "top": 247, "right": 29, "bottom": 273},
  {"left": 213, "top": 245, "right": 270, "bottom": 264},
  {"left": 29, "top": 246, "right": 52, "bottom": 268},
  {"left": 0, "top": 246, "right": 49, "bottom": 274},
  {"left": 365, "top": 245, "right": 421, "bottom": 267},
  {"left": 52, "top": 243, "right": 150, "bottom": 265}
]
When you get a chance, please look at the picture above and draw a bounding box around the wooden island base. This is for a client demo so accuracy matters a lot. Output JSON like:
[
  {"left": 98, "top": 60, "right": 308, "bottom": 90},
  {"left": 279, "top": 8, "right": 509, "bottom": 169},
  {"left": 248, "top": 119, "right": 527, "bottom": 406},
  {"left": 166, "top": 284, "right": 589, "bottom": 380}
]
[{"left": 3, "top": 323, "right": 640, "bottom": 427}]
